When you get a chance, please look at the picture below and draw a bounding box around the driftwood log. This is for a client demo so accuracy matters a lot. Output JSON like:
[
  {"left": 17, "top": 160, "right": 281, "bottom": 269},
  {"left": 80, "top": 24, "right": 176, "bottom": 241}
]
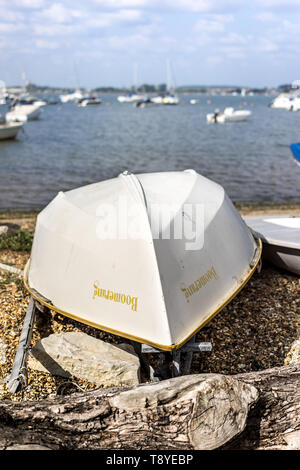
[{"left": 0, "top": 364, "right": 299, "bottom": 451}]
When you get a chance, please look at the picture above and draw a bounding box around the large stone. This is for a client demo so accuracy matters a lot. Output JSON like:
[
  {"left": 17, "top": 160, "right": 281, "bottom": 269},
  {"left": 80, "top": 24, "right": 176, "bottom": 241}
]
[
  {"left": 28, "top": 332, "right": 141, "bottom": 387},
  {"left": 284, "top": 339, "right": 300, "bottom": 366}
]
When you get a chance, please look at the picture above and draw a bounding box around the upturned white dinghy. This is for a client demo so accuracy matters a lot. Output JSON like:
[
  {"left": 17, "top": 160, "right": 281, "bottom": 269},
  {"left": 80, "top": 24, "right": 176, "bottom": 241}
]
[
  {"left": 25, "top": 170, "right": 262, "bottom": 351},
  {"left": 244, "top": 216, "right": 300, "bottom": 275}
]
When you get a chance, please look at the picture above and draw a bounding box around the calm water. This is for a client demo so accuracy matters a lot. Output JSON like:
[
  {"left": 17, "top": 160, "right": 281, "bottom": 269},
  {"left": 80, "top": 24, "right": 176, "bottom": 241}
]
[{"left": 0, "top": 94, "right": 299, "bottom": 209}]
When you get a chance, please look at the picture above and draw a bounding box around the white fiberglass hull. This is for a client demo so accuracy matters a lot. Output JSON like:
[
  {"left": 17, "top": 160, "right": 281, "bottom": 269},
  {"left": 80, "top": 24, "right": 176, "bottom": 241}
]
[
  {"left": 6, "top": 105, "right": 41, "bottom": 122},
  {"left": 0, "top": 122, "right": 23, "bottom": 140},
  {"left": 60, "top": 92, "right": 83, "bottom": 103},
  {"left": 78, "top": 99, "right": 101, "bottom": 107},
  {"left": 207, "top": 110, "right": 251, "bottom": 123},
  {"left": 162, "top": 95, "right": 179, "bottom": 105},
  {"left": 244, "top": 216, "right": 300, "bottom": 275},
  {"left": 270, "top": 94, "right": 295, "bottom": 110},
  {"left": 151, "top": 96, "right": 164, "bottom": 104},
  {"left": 117, "top": 94, "right": 146, "bottom": 103},
  {"left": 26, "top": 170, "right": 261, "bottom": 350}
]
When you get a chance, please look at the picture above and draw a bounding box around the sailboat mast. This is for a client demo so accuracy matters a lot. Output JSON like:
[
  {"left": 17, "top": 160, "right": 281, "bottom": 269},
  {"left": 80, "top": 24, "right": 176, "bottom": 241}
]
[
  {"left": 21, "top": 65, "right": 27, "bottom": 93},
  {"left": 133, "top": 63, "right": 138, "bottom": 92},
  {"left": 73, "top": 61, "right": 80, "bottom": 91}
]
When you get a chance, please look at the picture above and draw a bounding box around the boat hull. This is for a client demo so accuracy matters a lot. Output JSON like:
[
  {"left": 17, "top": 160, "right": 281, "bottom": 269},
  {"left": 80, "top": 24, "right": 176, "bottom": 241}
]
[
  {"left": 26, "top": 171, "right": 262, "bottom": 350},
  {"left": 0, "top": 123, "right": 23, "bottom": 140},
  {"left": 245, "top": 216, "right": 300, "bottom": 275},
  {"left": 207, "top": 110, "right": 251, "bottom": 123},
  {"left": 262, "top": 243, "right": 300, "bottom": 275},
  {"left": 6, "top": 105, "right": 41, "bottom": 122}
]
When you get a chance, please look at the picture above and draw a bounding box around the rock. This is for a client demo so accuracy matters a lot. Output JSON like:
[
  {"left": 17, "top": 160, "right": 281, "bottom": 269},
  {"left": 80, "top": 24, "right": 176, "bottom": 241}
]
[
  {"left": 0, "top": 225, "right": 8, "bottom": 237},
  {"left": 0, "top": 222, "right": 20, "bottom": 236},
  {"left": 28, "top": 332, "right": 141, "bottom": 387},
  {"left": 6, "top": 444, "right": 52, "bottom": 450},
  {"left": 283, "top": 430, "right": 300, "bottom": 450},
  {"left": 284, "top": 339, "right": 300, "bottom": 365}
]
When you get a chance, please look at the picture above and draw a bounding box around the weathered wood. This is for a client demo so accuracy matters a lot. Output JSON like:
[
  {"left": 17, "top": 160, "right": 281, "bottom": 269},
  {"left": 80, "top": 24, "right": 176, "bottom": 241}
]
[
  {"left": 0, "top": 373, "right": 258, "bottom": 450},
  {"left": 223, "top": 364, "right": 300, "bottom": 450},
  {"left": 0, "top": 365, "right": 299, "bottom": 450}
]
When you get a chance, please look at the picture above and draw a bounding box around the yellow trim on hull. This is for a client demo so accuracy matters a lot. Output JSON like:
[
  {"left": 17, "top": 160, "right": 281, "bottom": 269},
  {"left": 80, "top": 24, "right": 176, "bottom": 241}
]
[{"left": 23, "top": 237, "right": 262, "bottom": 352}]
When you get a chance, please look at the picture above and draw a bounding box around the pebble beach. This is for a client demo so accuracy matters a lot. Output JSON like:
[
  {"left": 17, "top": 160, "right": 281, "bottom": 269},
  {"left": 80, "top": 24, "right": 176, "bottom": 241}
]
[{"left": 0, "top": 205, "right": 299, "bottom": 402}]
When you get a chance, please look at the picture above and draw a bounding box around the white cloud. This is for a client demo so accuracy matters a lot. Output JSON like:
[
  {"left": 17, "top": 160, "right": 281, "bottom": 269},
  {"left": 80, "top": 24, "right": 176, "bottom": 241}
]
[
  {"left": 0, "top": 22, "right": 24, "bottom": 32},
  {"left": 256, "top": 12, "right": 278, "bottom": 22},
  {"left": 38, "top": 3, "right": 82, "bottom": 24},
  {"left": 206, "top": 55, "right": 224, "bottom": 64},
  {"left": 194, "top": 15, "right": 235, "bottom": 33},
  {"left": 255, "top": 0, "right": 300, "bottom": 8},
  {"left": 36, "top": 39, "right": 59, "bottom": 49},
  {"left": 0, "top": 0, "right": 45, "bottom": 7},
  {"left": 92, "top": 0, "right": 149, "bottom": 6}
]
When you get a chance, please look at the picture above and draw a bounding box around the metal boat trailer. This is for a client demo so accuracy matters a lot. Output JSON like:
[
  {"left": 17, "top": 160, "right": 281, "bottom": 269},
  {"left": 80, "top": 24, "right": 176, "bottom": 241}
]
[{"left": 3, "top": 296, "right": 212, "bottom": 393}]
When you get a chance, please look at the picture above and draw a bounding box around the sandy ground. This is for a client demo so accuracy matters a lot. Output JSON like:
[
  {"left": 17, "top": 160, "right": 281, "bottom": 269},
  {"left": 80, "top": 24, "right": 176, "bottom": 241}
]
[{"left": 0, "top": 205, "right": 299, "bottom": 401}]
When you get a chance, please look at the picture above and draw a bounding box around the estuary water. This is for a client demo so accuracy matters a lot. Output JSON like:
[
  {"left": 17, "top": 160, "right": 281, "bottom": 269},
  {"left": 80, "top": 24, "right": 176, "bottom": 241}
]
[{"left": 0, "top": 94, "right": 299, "bottom": 210}]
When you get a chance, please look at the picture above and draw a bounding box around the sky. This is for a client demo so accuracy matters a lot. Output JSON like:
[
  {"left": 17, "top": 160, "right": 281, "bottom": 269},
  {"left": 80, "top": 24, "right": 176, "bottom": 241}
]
[{"left": 0, "top": 0, "right": 300, "bottom": 88}]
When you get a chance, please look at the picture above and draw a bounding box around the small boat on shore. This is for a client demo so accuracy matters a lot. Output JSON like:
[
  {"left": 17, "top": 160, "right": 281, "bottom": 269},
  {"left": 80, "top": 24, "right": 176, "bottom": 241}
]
[
  {"left": 244, "top": 215, "right": 300, "bottom": 275},
  {"left": 25, "top": 170, "right": 261, "bottom": 351},
  {"left": 207, "top": 107, "right": 251, "bottom": 123}
]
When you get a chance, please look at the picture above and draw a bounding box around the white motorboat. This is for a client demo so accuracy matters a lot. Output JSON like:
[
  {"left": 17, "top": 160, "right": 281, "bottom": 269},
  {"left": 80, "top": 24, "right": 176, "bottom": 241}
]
[
  {"left": 6, "top": 104, "right": 41, "bottom": 122},
  {"left": 60, "top": 89, "right": 84, "bottom": 103},
  {"left": 150, "top": 93, "right": 179, "bottom": 105},
  {"left": 0, "top": 120, "right": 23, "bottom": 140},
  {"left": 77, "top": 96, "right": 102, "bottom": 106},
  {"left": 290, "top": 97, "right": 300, "bottom": 112},
  {"left": 25, "top": 170, "right": 261, "bottom": 351},
  {"left": 17, "top": 95, "right": 47, "bottom": 107},
  {"left": 270, "top": 93, "right": 297, "bottom": 110},
  {"left": 244, "top": 215, "right": 300, "bottom": 275},
  {"left": 207, "top": 107, "right": 251, "bottom": 123},
  {"left": 117, "top": 93, "right": 146, "bottom": 103},
  {"left": 190, "top": 99, "right": 199, "bottom": 105},
  {"left": 150, "top": 95, "right": 164, "bottom": 104},
  {"left": 162, "top": 93, "right": 180, "bottom": 105}
]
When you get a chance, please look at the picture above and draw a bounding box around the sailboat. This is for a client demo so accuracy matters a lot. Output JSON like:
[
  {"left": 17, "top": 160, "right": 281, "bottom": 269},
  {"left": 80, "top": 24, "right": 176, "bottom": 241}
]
[
  {"left": 60, "top": 62, "right": 84, "bottom": 103},
  {"left": 152, "top": 60, "right": 179, "bottom": 105},
  {"left": 117, "top": 64, "right": 146, "bottom": 103},
  {"left": 0, "top": 80, "right": 7, "bottom": 105}
]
